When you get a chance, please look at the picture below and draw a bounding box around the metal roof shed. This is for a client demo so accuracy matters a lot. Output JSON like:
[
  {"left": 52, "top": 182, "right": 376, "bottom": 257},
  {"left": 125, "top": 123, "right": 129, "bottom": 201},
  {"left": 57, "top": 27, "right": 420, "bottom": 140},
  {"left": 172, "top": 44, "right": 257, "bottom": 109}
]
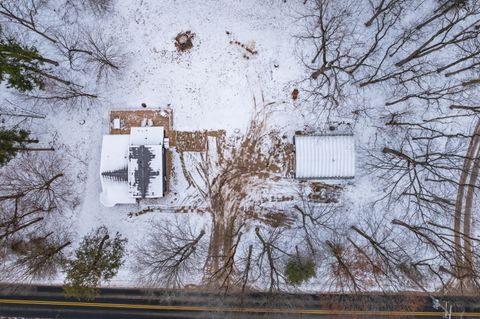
[{"left": 294, "top": 134, "right": 355, "bottom": 179}]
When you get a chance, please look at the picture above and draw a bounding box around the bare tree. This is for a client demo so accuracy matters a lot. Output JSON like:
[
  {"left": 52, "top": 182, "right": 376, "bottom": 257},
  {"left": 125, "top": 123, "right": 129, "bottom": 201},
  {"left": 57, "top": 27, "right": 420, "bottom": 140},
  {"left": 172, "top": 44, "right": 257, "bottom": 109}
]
[
  {"left": 81, "top": 30, "right": 125, "bottom": 82},
  {"left": 319, "top": 234, "right": 368, "bottom": 293},
  {"left": 250, "top": 226, "right": 292, "bottom": 292},
  {"left": 291, "top": 194, "right": 338, "bottom": 256},
  {"left": 84, "top": 0, "right": 113, "bottom": 15},
  {"left": 0, "top": 0, "right": 123, "bottom": 108},
  {"left": 392, "top": 218, "right": 480, "bottom": 292},
  {"left": 0, "top": 152, "right": 77, "bottom": 248},
  {"left": 205, "top": 221, "right": 245, "bottom": 292},
  {"left": 368, "top": 143, "right": 460, "bottom": 221},
  {"left": 297, "top": 0, "right": 410, "bottom": 113},
  {"left": 19, "top": 79, "right": 98, "bottom": 108},
  {"left": 0, "top": 152, "right": 76, "bottom": 214},
  {"left": 0, "top": 152, "right": 76, "bottom": 281},
  {"left": 364, "top": 0, "right": 409, "bottom": 28},
  {"left": 55, "top": 28, "right": 125, "bottom": 82},
  {"left": 12, "top": 229, "right": 71, "bottom": 280},
  {"left": 134, "top": 217, "right": 208, "bottom": 288},
  {"left": 297, "top": 0, "right": 358, "bottom": 110},
  {"left": 0, "top": 0, "right": 58, "bottom": 44},
  {"left": 347, "top": 218, "right": 429, "bottom": 291},
  {"left": 357, "top": 0, "right": 480, "bottom": 113}
]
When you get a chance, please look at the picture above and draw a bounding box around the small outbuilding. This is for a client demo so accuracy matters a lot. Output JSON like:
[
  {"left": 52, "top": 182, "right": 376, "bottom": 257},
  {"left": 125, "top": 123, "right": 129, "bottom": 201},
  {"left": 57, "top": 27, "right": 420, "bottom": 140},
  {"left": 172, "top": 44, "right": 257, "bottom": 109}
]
[{"left": 294, "top": 133, "right": 355, "bottom": 180}]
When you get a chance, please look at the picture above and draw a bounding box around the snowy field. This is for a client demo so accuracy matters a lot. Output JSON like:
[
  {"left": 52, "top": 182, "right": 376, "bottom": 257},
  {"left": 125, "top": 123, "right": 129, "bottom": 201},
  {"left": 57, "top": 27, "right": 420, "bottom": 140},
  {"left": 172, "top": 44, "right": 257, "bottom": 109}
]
[{"left": 1, "top": 0, "right": 480, "bottom": 296}]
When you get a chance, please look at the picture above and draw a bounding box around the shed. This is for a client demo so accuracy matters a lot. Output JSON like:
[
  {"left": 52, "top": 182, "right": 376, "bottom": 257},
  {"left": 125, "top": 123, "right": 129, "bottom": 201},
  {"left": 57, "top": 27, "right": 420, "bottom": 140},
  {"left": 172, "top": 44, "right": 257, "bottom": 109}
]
[{"left": 294, "top": 134, "right": 355, "bottom": 179}]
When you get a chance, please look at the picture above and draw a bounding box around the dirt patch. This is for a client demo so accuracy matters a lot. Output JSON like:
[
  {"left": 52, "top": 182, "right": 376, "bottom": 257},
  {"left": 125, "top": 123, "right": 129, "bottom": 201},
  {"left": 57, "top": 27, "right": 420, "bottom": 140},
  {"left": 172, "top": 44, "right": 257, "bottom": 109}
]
[
  {"left": 175, "top": 130, "right": 225, "bottom": 152},
  {"left": 292, "top": 88, "right": 299, "bottom": 100},
  {"left": 308, "top": 182, "right": 342, "bottom": 203},
  {"left": 245, "top": 132, "right": 293, "bottom": 177},
  {"left": 175, "top": 31, "right": 195, "bottom": 52},
  {"left": 178, "top": 152, "right": 195, "bottom": 188},
  {"left": 109, "top": 108, "right": 174, "bottom": 142},
  {"left": 284, "top": 142, "right": 295, "bottom": 177},
  {"left": 246, "top": 208, "right": 294, "bottom": 228},
  {"left": 164, "top": 152, "right": 173, "bottom": 193}
]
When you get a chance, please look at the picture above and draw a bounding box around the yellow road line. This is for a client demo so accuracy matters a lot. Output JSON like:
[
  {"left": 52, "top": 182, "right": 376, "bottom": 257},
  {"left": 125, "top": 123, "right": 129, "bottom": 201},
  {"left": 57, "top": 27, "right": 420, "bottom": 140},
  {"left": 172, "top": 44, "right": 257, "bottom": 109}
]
[{"left": 0, "top": 298, "right": 478, "bottom": 317}]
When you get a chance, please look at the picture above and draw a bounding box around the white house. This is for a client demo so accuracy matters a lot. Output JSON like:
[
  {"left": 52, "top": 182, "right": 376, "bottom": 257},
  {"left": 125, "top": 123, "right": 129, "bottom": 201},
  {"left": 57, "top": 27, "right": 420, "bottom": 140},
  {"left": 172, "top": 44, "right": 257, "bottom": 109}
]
[
  {"left": 100, "top": 127, "right": 166, "bottom": 207},
  {"left": 294, "top": 133, "right": 355, "bottom": 180}
]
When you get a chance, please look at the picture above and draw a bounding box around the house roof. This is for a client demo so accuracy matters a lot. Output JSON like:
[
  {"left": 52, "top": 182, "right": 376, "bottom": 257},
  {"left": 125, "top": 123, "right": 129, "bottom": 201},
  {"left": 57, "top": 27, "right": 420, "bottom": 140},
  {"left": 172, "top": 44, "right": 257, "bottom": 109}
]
[
  {"left": 294, "top": 134, "right": 355, "bottom": 179},
  {"left": 99, "top": 135, "right": 136, "bottom": 207},
  {"left": 128, "top": 145, "right": 163, "bottom": 198},
  {"left": 100, "top": 127, "right": 165, "bottom": 207},
  {"left": 130, "top": 127, "right": 164, "bottom": 145}
]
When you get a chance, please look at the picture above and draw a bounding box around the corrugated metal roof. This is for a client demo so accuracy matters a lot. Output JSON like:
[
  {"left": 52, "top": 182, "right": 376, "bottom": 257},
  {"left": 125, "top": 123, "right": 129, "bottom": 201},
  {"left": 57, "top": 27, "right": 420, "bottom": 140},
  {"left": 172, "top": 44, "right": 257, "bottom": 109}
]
[{"left": 295, "top": 134, "right": 355, "bottom": 179}]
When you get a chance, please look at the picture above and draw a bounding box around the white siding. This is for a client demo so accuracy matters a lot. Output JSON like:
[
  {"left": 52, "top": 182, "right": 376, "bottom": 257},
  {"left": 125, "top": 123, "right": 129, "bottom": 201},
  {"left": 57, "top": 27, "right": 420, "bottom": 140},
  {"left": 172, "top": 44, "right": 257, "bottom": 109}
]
[{"left": 295, "top": 135, "right": 355, "bottom": 179}]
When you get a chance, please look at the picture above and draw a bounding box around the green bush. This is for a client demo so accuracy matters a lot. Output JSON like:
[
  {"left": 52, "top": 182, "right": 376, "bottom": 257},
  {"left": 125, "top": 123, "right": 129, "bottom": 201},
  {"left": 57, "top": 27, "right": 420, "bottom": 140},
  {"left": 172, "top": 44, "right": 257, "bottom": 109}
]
[
  {"left": 284, "top": 257, "right": 316, "bottom": 286},
  {"left": 0, "top": 129, "right": 31, "bottom": 166},
  {"left": 63, "top": 226, "right": 126, "bottom": 299},
  {"left": 0, "top": 35, "right": 47, "bottom": 92}
]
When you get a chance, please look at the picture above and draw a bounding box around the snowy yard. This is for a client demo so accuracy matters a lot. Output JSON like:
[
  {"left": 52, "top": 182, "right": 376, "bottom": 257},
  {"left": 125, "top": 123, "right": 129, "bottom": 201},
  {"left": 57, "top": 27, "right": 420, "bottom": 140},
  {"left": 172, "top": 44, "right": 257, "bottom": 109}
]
[
  {"left": 1, "top": 0, "right": 480, "bottom": 299},
  {"left": 70, "top": 0, "right": 309, "bottom": 287}
]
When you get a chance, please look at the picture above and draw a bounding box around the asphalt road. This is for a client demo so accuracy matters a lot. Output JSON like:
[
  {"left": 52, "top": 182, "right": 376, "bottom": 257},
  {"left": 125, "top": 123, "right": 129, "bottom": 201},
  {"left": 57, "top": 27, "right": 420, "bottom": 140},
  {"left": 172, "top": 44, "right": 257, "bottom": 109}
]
[{"left": 1, "top": 284, "right": 480, "bottom": 318}]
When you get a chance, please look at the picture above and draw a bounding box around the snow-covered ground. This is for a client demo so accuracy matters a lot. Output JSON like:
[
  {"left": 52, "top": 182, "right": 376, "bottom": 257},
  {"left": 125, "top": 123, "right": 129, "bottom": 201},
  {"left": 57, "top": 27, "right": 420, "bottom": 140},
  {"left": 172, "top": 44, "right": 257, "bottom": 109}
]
[
  {"left": 2, "top": 0, "right": 479, "bottom": 294},
  {"left": 16, "top": 0, "right": 309, "bottom": 286}
]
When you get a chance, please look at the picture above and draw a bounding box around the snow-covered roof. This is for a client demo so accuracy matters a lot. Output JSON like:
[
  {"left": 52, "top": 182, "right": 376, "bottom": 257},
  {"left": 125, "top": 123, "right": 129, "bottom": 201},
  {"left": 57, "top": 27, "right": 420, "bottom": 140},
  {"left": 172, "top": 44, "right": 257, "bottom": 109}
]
[
  {"left": 130, "top": 127, "right": 164, "bottom": 145},
  {"left": 100, "top": 127, "right": 165, "bottom": 207},
  {"left": 294, "top": 134, "right": 355, "bottom": 179},
  {"left": 100, "top": 135, "right": 137, "bottom": 207}
]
